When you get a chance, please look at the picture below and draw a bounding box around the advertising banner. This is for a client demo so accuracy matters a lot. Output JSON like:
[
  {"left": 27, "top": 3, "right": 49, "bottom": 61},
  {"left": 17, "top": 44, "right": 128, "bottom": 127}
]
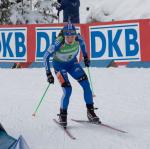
[
  {"left": 0, "top": 27, "right": 27, "bottom": 62},
  {"left": 0, "top": 19, "right": 150, "bottom": 66},
  {"left": 35, "top": 26, "right": 81, "bottom": 62},
  {"left": 89, "top": 23, "right": 141, "bottom": 62}
]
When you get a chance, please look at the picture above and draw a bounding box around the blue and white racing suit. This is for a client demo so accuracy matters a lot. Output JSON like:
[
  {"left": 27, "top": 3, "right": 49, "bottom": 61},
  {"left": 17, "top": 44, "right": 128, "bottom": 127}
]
[{"left": 44, "top": 34, "right": 93, "bottom": 110}]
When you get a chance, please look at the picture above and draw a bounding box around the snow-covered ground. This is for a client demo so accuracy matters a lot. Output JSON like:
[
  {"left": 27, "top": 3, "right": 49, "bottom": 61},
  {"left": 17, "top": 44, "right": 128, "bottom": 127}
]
[{"left": 1, "top": 68, "right": 150, "bottom": 149}]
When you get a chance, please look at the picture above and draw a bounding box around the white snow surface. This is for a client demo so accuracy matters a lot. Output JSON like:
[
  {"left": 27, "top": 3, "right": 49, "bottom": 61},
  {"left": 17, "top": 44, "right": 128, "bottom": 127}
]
[
  {"left": 81, "top": 0, "right": 150, "bottom": 23},
  {"left": 1, "top": 68, "right": 150, "bottom": 149}
]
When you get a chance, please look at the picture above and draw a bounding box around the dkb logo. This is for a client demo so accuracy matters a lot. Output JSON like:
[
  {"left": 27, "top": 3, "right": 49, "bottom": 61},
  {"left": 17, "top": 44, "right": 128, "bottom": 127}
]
[
  {"left": 89, "top": 23, "right": 141, "bottom": 61},
  {"left": 0, "top": 28, "right": 27, "bottom": 61}
]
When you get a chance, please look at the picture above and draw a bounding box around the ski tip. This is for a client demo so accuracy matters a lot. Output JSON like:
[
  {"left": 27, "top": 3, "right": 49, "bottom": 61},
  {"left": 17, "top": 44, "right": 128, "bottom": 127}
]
[
  {"left": 116, "top": 130, "right": 128, "bottom": 133},
  {"left": 72, "top": 137, "right": 76, "bottom": 140},
  {"left": 101, "top": 123, "right": 128, "bottom": 133},
  {"left": 121, "top": 130, "right": 128, "bottom": 133}
]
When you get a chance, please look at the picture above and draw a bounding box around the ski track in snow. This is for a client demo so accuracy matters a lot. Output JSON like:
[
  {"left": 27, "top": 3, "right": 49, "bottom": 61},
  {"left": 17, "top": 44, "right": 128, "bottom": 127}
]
[{"left": 1, "top": 68, "right": 150, "bottom": 149}]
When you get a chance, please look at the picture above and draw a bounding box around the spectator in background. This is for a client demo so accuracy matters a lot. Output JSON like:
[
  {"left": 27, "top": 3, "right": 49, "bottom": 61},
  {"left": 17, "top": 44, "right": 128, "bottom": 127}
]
[
  {"left": 57, "top": 0, "right": 61, "bottom": 3},
  {"left": 57, "top": 0, "right": 80, "bottom": 23}
]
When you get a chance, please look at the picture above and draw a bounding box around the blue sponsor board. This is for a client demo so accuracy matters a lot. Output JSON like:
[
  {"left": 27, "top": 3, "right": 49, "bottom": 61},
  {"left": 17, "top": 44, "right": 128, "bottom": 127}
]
[
  {"left": 89, "top": 23, "right": 141, "bottom": 62},
  {"left": 35, "top": 27, "right": 80, "bottom": 62},
  {"left": 35, "top": 27, "right": 61, "bottom": 62},
  {"left": 0, "top": 28, "right": 27, "bottom": 62}
]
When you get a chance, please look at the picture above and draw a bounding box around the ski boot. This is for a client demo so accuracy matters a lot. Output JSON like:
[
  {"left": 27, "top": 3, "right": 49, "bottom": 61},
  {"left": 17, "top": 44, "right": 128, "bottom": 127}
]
[
  {"left": 86, "top": 104, "right": 101, "bottom": 123},
  {"left": 58, "top": 109, "right": 67, "bottom": 128}
]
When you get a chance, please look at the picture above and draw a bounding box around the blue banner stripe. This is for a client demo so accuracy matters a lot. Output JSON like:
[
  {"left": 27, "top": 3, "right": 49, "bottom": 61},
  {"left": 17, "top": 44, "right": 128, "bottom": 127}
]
[
  {"left": 107, "top": 58, "right": 140, "bottom": 61},
  {"left": 0, "top": 59, "right": 26, "bottom": 61},
  {"left": 36, "top": 58, "right": 139, "bottom": 62},
  {"left": 36, "top": 28, "right": 62, "bottom": 30},
  {"left": 90, "top": 24, "right": 138, "bottom": 30},
  {"left": 0, "top": 29, "right": 26, "bottom": 31},
  {"left": 36, "top": 28, "right": 80, "bottom": 31}
]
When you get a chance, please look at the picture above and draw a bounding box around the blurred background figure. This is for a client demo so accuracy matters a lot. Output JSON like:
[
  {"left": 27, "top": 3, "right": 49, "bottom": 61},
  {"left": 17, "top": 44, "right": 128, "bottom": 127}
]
[{"left": 56, "top": 0, "right": 80, "bottom": 23}]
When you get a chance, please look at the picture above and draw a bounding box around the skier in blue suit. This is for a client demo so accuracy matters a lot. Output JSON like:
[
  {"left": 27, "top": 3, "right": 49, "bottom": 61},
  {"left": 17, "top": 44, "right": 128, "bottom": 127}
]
[
  {"left": 44, "top": 22, "right": 100, "bottom": 127},
  {"left": 56, "top": 0, "right": 80, "bottom": 23}
]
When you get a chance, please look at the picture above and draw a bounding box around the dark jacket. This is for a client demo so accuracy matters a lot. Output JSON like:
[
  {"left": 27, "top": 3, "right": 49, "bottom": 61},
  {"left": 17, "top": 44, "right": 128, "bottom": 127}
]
[
  {"left": 57, "top": 0, "right": 61, "bottom": 3},
  {"left": 58, "top": 0, "right": 80, "bottom": 23}
]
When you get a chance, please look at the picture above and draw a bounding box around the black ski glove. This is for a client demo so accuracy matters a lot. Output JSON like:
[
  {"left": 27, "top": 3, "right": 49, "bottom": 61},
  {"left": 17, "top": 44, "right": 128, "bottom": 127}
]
[
  {"left": 84, "top": 55, "right": 90, "bottom": 67},
  {"left": 46, "top": 72, "right": 54, "bottom": 84}
]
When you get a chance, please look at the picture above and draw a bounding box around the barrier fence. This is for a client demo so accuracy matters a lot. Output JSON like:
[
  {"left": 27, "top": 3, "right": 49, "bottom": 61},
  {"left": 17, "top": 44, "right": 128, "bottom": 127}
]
[{"left": 0, "top": 19, "right": 150, "bottom": 67}]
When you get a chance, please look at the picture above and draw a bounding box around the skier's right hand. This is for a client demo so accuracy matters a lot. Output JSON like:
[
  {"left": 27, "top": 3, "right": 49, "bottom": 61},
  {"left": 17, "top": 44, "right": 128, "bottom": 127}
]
[{"left": 47, "top": 72, "right": 54, "bottom": 84}]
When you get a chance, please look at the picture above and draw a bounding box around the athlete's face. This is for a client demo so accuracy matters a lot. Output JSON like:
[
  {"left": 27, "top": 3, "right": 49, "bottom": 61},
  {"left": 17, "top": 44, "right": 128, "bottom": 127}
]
[{"left": 65, "top": 35, "right": 76, "bottom": 44}]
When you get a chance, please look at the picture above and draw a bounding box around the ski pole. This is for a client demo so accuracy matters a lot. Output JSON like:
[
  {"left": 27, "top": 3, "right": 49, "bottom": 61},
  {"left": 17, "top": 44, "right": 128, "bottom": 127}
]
[
  {"left": 32, "top": 84, "right": 50, "bottom": 117},
  {"left": 87, "top": 67, "right": 96, "bottom": 97}
]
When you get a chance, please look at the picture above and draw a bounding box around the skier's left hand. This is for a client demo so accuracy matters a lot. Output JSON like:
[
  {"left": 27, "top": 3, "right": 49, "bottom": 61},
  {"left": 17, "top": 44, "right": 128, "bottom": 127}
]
[{"left": 84, "top": 55, "right": 90, "bottom": 67}]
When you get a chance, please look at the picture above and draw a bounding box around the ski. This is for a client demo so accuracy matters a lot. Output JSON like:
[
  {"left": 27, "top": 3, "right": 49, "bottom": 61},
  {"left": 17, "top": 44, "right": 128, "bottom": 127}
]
[
  {"left": 53, "top": 119, "right": 76, "bottom": 140},
  {"left": 71, "top": 119, "right": 127, "bottom": 133}
]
